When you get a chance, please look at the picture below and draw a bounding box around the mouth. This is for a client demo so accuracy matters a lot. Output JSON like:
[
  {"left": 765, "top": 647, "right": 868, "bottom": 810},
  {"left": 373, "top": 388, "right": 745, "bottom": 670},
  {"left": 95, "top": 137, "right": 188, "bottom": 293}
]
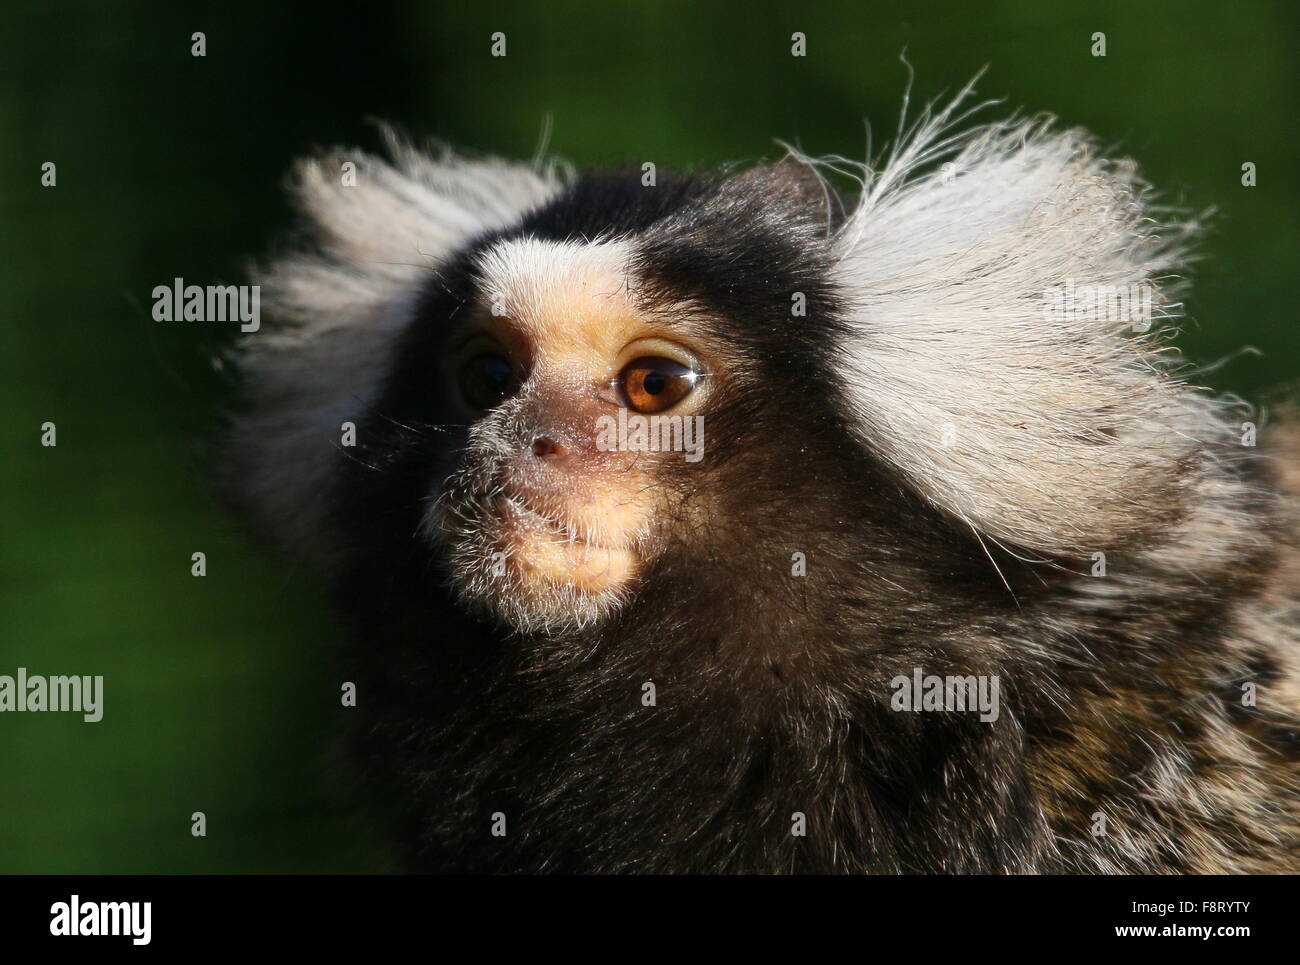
[{"left": 487, "top": 491, "right": 638, "bottom": 592}]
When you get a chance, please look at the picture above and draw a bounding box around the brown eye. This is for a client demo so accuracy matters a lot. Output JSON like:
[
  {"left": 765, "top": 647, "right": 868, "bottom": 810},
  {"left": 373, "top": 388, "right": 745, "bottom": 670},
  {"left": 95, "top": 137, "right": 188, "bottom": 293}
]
[
  {"left": 617, "top": 356, "right": 699, "bottom": 414},
  {"left": 458, "top": 354, "right": 516, "bottom": 410}
]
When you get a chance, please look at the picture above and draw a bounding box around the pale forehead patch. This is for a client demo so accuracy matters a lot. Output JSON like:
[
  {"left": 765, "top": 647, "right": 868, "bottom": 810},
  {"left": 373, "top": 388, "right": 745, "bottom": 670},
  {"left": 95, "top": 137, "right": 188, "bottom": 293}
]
[{"left": 473, "top": 237, "right": 641, "bottom": 361}]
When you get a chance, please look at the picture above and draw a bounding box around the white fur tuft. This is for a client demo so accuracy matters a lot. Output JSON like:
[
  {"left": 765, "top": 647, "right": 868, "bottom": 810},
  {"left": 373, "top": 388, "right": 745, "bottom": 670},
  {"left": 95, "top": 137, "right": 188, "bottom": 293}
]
[
  {"left": 224, "top": 134, "right": 563, "bottom": 558},
  {"left": 822, "top": 90, "right": 1230, "bottom": 557}
]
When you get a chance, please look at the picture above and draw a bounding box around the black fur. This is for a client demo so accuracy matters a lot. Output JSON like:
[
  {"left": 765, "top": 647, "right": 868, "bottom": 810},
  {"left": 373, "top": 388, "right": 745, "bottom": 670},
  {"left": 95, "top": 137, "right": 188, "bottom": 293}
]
[{"left": 232, "top": 162, "right": 1300, "bottom": 873}]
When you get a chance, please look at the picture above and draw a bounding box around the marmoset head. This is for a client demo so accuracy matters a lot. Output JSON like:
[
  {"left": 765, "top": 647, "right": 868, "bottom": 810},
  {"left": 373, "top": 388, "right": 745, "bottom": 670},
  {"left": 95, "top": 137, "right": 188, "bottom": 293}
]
[{"left": 224, "top": 90, "right": 1227, "bottom": 655}]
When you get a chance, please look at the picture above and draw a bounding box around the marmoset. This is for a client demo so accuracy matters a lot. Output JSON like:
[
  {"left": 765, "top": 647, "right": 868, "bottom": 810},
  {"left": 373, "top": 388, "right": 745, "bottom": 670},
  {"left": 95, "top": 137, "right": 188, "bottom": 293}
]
[{"left": 221, "top": 92, "right": 1300, "bottom": 873}]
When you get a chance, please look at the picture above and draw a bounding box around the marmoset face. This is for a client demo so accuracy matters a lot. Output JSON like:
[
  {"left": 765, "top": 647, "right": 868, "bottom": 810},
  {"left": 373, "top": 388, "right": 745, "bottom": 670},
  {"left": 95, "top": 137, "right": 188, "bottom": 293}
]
[{"left": 426, "top": 238, "right": 721, "bottom": 633}]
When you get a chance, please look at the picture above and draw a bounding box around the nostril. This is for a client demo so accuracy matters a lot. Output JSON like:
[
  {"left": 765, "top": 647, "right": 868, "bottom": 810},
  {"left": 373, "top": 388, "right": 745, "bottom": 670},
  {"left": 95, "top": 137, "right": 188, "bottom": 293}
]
[{"left": 531, "top": 436, "right": 568, "bottom": 461}]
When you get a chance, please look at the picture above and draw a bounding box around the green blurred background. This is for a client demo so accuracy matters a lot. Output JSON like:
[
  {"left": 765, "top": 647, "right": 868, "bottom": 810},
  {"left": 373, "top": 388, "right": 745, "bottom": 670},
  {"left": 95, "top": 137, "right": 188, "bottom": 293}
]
[{"left": 2, "top": 1, "right": 1296, "bottom": 872}]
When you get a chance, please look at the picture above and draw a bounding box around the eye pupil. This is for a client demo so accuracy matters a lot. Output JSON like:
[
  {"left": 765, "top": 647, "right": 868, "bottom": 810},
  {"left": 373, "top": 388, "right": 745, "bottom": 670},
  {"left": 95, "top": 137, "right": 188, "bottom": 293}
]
[
  {"left": 482, "top": 357, "right": 511, "bottom": 387},
  {"left": 458, "top": 354, "right": 516, "bottom": 410},
  {"left": 618, "top": 356, "right": 698, "bottom": 414}
]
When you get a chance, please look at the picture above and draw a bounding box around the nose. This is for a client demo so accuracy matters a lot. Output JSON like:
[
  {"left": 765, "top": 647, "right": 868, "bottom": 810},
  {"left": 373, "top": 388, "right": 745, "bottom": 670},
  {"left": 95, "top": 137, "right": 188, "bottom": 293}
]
[{"left": 530, "top": 435, "right": 569, "bottom": 461}]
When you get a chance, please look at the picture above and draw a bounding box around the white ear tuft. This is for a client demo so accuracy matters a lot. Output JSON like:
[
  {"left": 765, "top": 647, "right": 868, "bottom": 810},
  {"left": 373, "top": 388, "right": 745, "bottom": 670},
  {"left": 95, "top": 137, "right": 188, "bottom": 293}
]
[
  {"left": 829, "top": 93, "right": 1229, "bottom": 557},
  {"left": 223, "top": 134, "right": 562, "bottom": 559}
]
